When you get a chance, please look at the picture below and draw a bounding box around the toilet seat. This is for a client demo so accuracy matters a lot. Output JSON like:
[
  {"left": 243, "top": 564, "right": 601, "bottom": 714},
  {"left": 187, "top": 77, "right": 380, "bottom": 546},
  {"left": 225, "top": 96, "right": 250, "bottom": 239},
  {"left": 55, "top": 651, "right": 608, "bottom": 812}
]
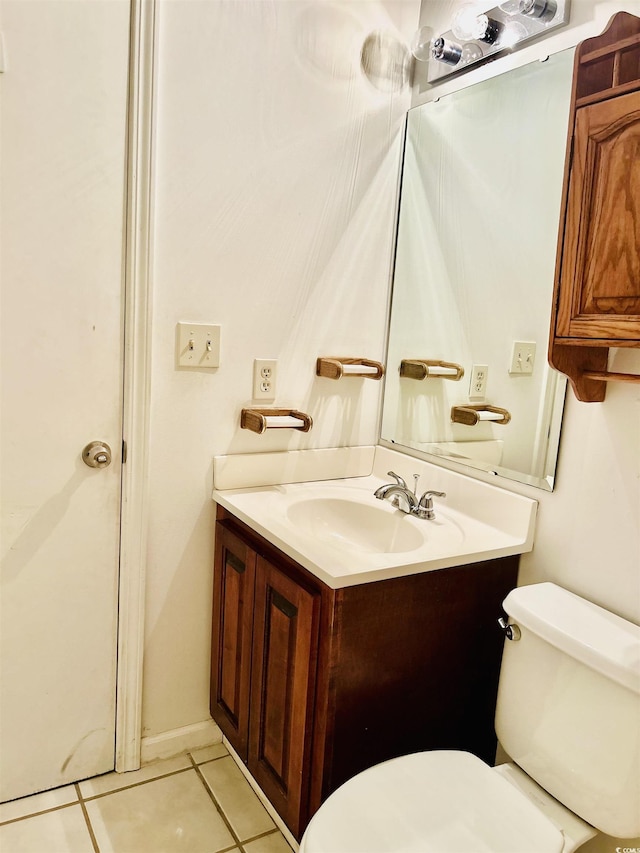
[{"left": 300, "top": 751, "right": 565, "bottom": 853}]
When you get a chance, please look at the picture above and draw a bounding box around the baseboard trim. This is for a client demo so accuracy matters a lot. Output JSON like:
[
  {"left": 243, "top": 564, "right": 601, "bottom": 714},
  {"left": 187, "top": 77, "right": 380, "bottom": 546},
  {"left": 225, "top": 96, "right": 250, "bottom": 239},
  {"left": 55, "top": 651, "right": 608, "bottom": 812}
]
[
  {"left": 222, "top": 736, "right": 299, "bottom": 851},
  {"left": 140, "top": 719, "right": 222, "bottom": 765}
]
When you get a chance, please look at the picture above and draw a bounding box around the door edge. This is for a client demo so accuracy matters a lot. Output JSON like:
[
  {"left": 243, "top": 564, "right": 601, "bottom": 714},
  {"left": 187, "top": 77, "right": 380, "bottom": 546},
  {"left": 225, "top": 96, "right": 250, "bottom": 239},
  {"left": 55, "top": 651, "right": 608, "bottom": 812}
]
[{"left": 115, "top": 0, "right": 157, "bottom": 774}]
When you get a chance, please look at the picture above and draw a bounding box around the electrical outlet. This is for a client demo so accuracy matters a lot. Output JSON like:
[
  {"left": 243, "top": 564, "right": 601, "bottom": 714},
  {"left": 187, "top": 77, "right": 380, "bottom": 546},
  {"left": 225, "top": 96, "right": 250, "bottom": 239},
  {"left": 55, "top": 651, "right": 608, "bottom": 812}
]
[
  {"left": 509, "top": 341, "right": 536, "bottom": 375},
  {"left": 469, "top": 364, "right": 488, "bottom": 400},
  {"left": 253, "top": 359, "right": 277, "bottom": 401}
]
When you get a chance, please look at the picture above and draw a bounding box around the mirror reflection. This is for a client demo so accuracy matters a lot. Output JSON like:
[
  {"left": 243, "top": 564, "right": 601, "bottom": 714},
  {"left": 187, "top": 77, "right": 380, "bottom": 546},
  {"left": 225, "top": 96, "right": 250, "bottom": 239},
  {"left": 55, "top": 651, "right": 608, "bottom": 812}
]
[{"left": 381, "top": 49, "right": 575, "bottom": 490}]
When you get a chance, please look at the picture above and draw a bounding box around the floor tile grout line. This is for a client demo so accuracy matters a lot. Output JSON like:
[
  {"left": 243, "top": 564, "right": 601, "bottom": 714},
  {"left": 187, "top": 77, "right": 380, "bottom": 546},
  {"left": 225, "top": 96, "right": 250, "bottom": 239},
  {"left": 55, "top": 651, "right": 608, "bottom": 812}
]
[
  {"left": 188, "top": 754, "right": 287, "bottom": 849},
  {"left": 80, "top": 766, "right": 193, "bottom": 802},
  {"left": 189, "top": 754, "right": 248, "bottom": 853},
  {"left": 0, "top": 754, "right": 228, "bottom": 825},
  {"left": 192, "top": 752, "right": 229, "bottom": 767},
  {"left": 0, "top": 800, "right": 78, "bottom": 827},
  {"left": 244, "top": 827, "right": 287, "bottom": 844},
  {"left": 0, "top": 750, "right": 288, "bottom": 850},
  {"left": 74, "top": 784, "right": 100, "bottom": 853}
]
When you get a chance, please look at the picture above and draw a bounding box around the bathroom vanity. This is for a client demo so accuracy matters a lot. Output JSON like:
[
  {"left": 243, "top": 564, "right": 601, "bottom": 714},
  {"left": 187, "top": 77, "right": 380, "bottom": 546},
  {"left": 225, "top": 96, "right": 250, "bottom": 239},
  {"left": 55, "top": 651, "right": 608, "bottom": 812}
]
[{"left": 210, "top": 491, "right": 523, "bottom": 839}]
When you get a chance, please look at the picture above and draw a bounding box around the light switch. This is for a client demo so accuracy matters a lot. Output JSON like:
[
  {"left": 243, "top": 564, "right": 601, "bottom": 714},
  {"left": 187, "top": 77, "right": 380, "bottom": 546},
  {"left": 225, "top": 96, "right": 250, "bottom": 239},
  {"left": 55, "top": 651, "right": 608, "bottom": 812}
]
[
  {"left": 176, "top": 323, "right": 220, "bottom": 369},
  {"left": 509, "top": 341, "right": 536, "bottom": 375}
]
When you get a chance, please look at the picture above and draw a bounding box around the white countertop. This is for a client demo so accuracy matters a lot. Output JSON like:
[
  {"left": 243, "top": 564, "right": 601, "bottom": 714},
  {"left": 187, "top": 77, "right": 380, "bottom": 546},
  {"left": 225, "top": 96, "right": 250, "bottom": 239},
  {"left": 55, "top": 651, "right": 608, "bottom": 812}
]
[{"left": 212, "top": 466, "right": 537, "bottom": 589}]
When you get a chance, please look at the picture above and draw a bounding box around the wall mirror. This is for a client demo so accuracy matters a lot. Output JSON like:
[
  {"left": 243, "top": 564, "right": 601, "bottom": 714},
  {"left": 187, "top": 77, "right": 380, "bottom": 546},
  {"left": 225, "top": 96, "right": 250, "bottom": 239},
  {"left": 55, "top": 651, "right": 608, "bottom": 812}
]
[{"left": 380, "top": 48, "right": 575, "bottom": 490}]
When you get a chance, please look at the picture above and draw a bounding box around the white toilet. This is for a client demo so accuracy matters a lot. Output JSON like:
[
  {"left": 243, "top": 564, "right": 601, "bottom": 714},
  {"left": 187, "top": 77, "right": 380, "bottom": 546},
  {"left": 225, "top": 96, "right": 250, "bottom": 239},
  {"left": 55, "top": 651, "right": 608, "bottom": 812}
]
[{"left": 300, "top": 583, "right": 640, "bottom": 853}]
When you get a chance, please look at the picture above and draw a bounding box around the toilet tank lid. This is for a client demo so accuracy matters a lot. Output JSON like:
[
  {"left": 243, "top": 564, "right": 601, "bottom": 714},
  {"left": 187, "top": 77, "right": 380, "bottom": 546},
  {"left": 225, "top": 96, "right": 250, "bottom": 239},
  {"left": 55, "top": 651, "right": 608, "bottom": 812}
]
[{"left": 504, "top": 583, "right": 640, "bottom": 694}]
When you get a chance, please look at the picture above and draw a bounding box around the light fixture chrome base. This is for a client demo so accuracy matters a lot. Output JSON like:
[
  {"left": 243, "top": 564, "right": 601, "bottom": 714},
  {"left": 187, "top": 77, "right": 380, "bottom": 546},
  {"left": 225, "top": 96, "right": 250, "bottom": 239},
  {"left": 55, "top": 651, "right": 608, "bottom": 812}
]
[{"left": 426, "top": 0, "right": 570, "bottom": 84}]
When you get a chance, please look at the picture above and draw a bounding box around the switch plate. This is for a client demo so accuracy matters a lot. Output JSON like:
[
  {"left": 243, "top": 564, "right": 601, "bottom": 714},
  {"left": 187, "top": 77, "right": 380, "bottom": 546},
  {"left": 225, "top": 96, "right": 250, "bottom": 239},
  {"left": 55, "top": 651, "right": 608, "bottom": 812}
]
[
  {"left": 177, "top": 323, "right": 220, "bottom": 369},
  {"left": 253, "top": 359, "right": 277, "bottom": 401},
  {"left": 469, "top": 364, "right": 488, "bottom": 400},
  {"left": 509, "top": 341, "right": 536, "bottom": 375}
]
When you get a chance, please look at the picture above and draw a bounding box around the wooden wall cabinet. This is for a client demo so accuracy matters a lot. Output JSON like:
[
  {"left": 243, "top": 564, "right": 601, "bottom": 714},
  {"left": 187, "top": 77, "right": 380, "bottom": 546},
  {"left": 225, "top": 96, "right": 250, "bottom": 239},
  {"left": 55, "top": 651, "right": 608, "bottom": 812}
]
[
  {"left": 210, "top": 506, "right": 519, "bottom": 840},
  {"left": 549, "top": 12, "right": 640, "bottom": 402}
]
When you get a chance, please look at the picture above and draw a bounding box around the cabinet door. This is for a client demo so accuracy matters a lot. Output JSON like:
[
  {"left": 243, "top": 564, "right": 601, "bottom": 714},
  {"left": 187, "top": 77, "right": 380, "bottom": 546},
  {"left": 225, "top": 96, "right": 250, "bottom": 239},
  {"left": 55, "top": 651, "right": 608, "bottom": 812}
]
[
  {"left": 210, "top": 523, "right": 256, "bottom": 759},
  {"left": 557, "top": 89, "right": 640, "bottom": 340},
  {"left": 249, "top": 556, "right": 320, "bottom": 838}
]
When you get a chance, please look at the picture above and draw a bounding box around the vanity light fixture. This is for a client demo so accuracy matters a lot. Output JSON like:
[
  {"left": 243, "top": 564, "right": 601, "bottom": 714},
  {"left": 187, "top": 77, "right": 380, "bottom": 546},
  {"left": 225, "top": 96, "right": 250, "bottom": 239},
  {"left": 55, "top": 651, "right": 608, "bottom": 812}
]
[{"left": 417, "top": 0, "right": 570, "bottom": 83}]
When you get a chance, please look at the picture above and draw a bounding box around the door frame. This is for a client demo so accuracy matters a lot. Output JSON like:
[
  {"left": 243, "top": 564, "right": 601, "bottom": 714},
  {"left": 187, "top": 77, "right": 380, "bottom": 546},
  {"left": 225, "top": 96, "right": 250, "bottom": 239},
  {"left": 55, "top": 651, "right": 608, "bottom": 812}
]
[{"left": 115, "top": 0, "right": 157, "bottom": 773}]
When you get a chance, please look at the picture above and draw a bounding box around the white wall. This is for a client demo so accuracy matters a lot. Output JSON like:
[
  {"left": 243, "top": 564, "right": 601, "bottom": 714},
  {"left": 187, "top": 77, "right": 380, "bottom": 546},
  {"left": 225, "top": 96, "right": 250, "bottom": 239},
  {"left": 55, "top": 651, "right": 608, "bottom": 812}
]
[
  {"left": 518, "top": 347, "right": 640, "bottom": 624},
  {"left": 144, "top": 0, "right": 420, "bottom": 739}
]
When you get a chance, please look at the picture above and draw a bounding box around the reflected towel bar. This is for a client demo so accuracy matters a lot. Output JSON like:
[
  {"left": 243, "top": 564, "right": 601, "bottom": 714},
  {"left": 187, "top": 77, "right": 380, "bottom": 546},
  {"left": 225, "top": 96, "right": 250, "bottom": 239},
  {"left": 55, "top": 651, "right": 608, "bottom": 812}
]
[
  {"left": 400, "top": 360, "right": 464, "bottom": 381},
  {"left": 451, "top": 405, "right": 511, "bottom": 426}
]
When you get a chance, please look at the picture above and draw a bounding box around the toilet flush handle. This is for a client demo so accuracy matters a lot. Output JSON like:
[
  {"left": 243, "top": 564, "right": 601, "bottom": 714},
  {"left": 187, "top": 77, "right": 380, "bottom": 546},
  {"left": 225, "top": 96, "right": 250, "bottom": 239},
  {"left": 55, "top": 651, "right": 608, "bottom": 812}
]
[{"left": 498, "top": 617, "right": 521, "bottom": 641}]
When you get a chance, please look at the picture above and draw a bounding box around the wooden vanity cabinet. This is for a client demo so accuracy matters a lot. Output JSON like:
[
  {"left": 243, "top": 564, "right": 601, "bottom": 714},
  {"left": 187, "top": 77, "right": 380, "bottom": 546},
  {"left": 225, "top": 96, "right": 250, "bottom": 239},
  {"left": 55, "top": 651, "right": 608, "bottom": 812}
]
[
  {"left": 210, "top": 520, "right": 320, "bottom": 836},
  {"left": 549, "top": 12, "right": 640, "bottom": 401},
  {"left": 210, "top": 524, "right": 255, "bottom": 758},
  {"left": 210, "top": 506, "right": 519, "bottom": 840}
]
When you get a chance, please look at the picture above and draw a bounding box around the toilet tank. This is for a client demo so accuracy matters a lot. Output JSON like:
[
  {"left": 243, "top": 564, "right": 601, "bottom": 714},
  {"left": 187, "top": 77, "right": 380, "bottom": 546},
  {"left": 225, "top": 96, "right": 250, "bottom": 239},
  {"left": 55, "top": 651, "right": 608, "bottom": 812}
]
[{"left": 495, "top": 583, "right": 640, "bottom": 839}]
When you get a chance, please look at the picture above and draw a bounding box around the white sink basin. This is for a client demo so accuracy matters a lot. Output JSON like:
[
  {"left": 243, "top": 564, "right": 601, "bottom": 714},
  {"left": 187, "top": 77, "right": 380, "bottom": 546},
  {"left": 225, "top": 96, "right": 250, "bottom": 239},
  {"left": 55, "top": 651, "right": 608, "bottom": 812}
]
[
  {"left": 287, "top": 497, "right": 426, "bottom": 554},
  {"left": 212, "top": 470, "right": 536, "bottom": 589},
  {"left": 287, "top": 496, "right": 465, "bottom": 555}
]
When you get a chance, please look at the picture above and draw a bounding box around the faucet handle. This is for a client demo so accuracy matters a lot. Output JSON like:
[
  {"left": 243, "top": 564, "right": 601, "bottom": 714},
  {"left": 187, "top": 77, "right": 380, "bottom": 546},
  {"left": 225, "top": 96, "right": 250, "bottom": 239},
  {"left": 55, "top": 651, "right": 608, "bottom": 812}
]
[
  {"left": 386, "top": 471, "right": 407, "bottom": 489},
  {"left": 419, "top": 490, "right": 446, "bottom": 502},
  {"left": 415, "top": 490, "right": 447, "bottom": 519}
]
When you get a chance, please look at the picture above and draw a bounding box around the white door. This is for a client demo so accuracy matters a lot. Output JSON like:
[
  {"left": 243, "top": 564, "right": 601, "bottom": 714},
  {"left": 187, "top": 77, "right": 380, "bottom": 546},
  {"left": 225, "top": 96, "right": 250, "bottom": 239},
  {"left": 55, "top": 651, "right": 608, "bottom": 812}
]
[{"left": 0, "top": 0, "right": 131, "bottom": 800}]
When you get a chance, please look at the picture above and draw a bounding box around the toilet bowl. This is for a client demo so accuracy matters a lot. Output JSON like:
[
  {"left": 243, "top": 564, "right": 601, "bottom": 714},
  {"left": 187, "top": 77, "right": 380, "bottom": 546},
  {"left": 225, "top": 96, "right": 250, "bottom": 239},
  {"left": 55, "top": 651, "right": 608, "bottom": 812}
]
[
  {"left": 299, "top": 751, "right": 594, "bottom": 853},
  {"left": 300, "top": 583, "right": 640, "bottom": 853}
]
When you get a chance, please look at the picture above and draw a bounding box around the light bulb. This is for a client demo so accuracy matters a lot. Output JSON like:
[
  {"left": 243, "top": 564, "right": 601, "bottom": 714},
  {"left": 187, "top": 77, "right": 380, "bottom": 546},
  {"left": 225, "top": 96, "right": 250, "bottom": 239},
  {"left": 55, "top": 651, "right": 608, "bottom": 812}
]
[
  {"left": 478, "top": 15, "right": 503, "bottom": 43},
  {"left": 519, "top": 0, "right": 557, "bottom": 21},
  {"left": 498, "top": 0, "right": 522, "bottom": 14},
  {"left": 411, "top": 26, "right": 434, "bottom": 61},
  {"left": 498, "top": 20, "right": 527, "bottom": 48},
  {"left": 451, "top": 5, "right": 487, "bottom": 41},
  {"left": 451, "top": 5, "right": 503, "bottom": 45},
  {"left": 461, "top": 43, "right": 483, "bottom": 64}
]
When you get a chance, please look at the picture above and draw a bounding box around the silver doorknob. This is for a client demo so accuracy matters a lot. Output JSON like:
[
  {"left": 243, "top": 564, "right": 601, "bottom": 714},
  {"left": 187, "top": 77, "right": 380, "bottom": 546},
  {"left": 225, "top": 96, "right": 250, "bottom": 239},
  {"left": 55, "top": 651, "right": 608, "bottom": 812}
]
[{"left": 82, "top": 441, "right": 112, "bottom": 469}]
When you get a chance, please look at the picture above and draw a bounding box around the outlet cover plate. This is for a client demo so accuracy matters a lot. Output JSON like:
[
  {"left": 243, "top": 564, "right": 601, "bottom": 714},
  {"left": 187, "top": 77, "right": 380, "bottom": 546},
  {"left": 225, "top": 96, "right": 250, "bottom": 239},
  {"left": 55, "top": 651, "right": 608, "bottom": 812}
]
[
  {"left": 253, "top": 359, "right": 277, "bottom": 401},
  {"left": 469, "top": 364, "right": 488, "bottom": 400}
]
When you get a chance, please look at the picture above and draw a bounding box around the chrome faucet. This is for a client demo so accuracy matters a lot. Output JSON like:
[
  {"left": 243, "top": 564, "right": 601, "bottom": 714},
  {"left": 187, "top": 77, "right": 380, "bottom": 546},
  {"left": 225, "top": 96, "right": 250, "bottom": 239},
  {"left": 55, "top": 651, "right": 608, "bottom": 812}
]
[
  {"left": 374, "top": 471, "right": 446, "bottom": 520},
  {"left": 373, "top": 471, "right": 407, "bottom": 499},
  {"left": 376, "top": 484, "right": 419, "bottom": 514}
]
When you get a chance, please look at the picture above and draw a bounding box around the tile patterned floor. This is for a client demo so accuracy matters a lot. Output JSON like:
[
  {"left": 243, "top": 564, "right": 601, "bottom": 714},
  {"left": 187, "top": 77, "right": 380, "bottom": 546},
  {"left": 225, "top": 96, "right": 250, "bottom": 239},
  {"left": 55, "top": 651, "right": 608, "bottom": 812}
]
[{"left": 0, "top": 743, "right": 295, "bottom": 853}]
